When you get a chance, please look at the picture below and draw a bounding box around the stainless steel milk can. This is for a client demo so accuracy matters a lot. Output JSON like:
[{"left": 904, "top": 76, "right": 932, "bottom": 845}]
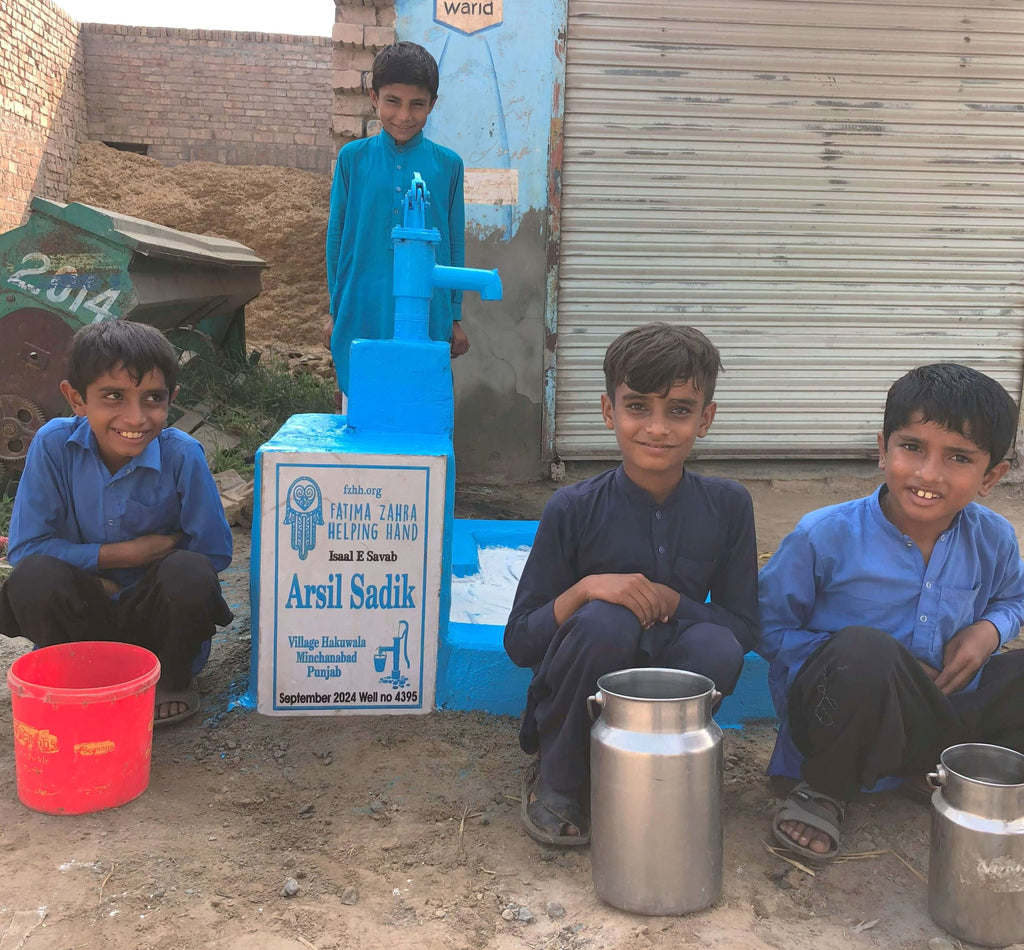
[
  {"left": 928, "top": 743, "right": 1024, "bottom": 948},
  {"left": 588, "top": 668, "right": 723, "bottom": 915}
]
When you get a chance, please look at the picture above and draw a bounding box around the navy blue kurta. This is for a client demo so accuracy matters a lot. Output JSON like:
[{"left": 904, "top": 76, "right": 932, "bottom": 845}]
[{"left": 505, "top": 464, "right": 759, "bottom": 670}]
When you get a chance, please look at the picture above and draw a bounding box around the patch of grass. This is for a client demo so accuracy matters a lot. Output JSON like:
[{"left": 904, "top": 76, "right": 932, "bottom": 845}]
[{"left": 175, "top": 352, "right": 336, "bottom": 480}]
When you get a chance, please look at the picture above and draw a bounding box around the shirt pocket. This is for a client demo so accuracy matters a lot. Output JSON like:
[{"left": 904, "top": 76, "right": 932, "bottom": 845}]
[
  {"left": 122, "top": 495, "right": 181, "bottom": 536},
  {"left": 938, "top": 585, "right": 982, "bottom": 633}
]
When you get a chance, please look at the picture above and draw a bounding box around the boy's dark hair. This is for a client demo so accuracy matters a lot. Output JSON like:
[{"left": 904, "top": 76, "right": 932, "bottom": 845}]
[
  {"left": 603, "top": 323, "right": 723, "bottom": 404},
  {"left": 65, "top": 321, "right": 179, "bottom": 395},
  {"left": 371, "top": 42, "right": 439, "bottom": 100},
  {"left": 883, "top": 362, "right": 1019, "bottom": 468}
]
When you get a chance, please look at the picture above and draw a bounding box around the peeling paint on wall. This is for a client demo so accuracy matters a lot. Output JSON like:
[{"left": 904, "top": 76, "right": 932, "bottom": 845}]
[{"left": 464, "top": 167, "right": 518, "bottom": 205}]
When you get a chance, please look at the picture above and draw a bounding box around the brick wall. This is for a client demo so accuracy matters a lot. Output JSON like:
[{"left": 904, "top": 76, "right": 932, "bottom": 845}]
[
  {"left": 332, "top": 0, "right": 396, "bottom": 144},
  {"left": 82, "top": 25, "right": 336, "bottom": 173},
  {"left": 0, "top": 0, "right": 86, "bottom": 231}
]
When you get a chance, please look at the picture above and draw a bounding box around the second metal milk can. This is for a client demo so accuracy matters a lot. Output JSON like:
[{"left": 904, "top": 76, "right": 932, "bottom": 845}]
[
  {"left": 928, "top": 743, "right": 1024, "bottom": 948},
  {"left": 588, "top": 667, "right": 723, "bottom": 916}
]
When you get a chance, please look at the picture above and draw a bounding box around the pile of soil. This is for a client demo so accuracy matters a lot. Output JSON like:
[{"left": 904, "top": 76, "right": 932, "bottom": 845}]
[{"left": 68, "top": 142, "right": 332, "bottom": 369}]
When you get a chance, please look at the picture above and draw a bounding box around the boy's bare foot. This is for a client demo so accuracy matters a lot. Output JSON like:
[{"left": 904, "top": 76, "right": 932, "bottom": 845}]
[
  {"left": 156, "top": 698, "right": 191, "bottom": 721},
  {"left": 777, "top": 811, "right": 838, "bottom": 854},
  {"left": 772, "top": 782, "right": 845, "bottom": 862},
  {"left": 153, "top": 681, "right": 200, "bottom": 727}
]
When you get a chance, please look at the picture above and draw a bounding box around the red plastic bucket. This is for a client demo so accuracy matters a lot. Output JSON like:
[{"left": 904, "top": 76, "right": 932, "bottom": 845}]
[{"left": 7, "top": 641, "right": 161, "bottom": 815}]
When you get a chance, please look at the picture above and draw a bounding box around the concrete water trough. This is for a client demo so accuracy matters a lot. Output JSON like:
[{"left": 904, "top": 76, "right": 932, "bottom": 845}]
[{"left": 437, "top": 519, "right": 775, "bottom": 728}]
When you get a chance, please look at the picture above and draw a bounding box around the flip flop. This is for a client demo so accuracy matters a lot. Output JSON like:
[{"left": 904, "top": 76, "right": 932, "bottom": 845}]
[
  {"left": 520, "top": 758, "right": 590, "bottom": 847},
  {"left": 154, "top": 680, "right": 200, "bottom": 727},
  {"left": 772, "top": 781, "right": 845, "bottom": 863}
]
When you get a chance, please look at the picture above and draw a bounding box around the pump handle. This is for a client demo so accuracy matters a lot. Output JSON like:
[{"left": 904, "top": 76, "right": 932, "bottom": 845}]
[{"left": 402, "top": 173, "right": 430, "bottom": 230}]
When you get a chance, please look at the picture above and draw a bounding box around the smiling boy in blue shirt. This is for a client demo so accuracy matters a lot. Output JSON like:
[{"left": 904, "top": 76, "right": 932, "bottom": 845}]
[
  {"left": 322, "top": 41, "right": 469, "bottom": 398},
  {"left": 0, "top": 321, "right": 233, "bottom": 725},
  {"left": 759, "top": 363, "right": 1024, "bottom": 862},
  {"left": 505, "top": 323, "right": 758, "bottom": 846}
]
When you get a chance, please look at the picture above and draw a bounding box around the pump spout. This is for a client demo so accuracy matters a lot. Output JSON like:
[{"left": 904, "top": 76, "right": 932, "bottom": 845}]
[{"left": 432, "top": 264, "right": 503, "bottom": 301}]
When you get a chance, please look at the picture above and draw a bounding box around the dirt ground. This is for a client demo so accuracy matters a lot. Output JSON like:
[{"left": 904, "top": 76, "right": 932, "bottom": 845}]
[{"left": 3, "top": 468, "right": 1024, "bottom": 950}]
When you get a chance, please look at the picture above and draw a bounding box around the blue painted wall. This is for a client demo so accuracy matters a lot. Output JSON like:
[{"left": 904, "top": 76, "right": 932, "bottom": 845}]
[
  {"left": 394, "top": 0, "right": 565, "bottom": 477},
  {"left": 396, "top": 0, "right": 564, "bottom": 239}
]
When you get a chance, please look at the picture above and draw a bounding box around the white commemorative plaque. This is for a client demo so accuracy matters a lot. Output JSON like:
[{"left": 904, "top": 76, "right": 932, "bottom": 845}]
[{"left": 256, "top": 453, "right": 446, "bottom": 715}]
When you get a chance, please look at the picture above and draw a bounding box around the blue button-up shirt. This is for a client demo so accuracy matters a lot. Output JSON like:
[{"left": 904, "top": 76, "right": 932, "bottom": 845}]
[
  {"left": 9, "top": 416, "right": 233, "bottom": 593},
  {"left": 504, "top": 465, "right": 759, "bottom": 670},
  {"left": 757, "top": 485, "right": 1024, "bottom": 777}
]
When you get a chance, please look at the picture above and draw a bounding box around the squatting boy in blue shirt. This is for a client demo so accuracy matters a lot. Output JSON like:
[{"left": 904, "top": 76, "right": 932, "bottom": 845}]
[
  {"left": 758, "top": 363, "right": 1024, "bottom": 863},
  {"left": 0, "top": 321, "right": 233, "bottom": 726},
  {"left": 505, "top": 323, "right": 758, "bottom": 846}
]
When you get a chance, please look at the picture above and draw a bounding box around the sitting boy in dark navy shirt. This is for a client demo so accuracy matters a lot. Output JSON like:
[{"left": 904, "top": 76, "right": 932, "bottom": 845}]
[
  {"left": 0, "top": 321, "right": 233, "bottom": 725},
  {"left": 504, "top": 323, "right": 758, "bottom": 846}
]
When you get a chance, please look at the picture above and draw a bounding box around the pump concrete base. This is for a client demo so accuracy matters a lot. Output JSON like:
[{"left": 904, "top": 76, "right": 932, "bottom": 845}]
[{"left": 437, "top": 519, "right": 775, "bottom": 728}]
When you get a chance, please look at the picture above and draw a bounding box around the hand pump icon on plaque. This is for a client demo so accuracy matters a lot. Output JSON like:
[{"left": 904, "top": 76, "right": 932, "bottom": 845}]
[{"left": 374, "top": 621, "right": 411, "bottom": 688}]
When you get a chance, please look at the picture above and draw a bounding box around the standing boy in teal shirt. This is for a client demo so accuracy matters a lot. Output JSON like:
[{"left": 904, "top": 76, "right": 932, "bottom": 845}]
[{"left": 323, "top": 41, "right": 469, "bottom": 397}]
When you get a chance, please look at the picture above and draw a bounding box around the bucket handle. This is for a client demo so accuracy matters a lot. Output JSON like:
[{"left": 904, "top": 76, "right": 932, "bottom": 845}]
[{"left": 928, "top": 766, "right": 946, "bottom": 789}]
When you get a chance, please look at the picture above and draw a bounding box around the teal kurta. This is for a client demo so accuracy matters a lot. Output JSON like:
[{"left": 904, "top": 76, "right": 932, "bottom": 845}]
[{"left": 325, "top": 129, "right": 465, "bottom": 394}]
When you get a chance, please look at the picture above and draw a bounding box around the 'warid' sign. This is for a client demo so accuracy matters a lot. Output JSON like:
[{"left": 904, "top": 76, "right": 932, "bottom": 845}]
[
  {"left": 434, "top": 0, "right": 502, "bottom": 36},
  {"left": 257, "top": 453, "right": 446, "bottom": 715}
]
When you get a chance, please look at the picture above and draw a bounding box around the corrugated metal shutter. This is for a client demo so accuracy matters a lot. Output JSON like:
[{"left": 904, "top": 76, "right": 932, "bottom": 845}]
[{"left": 554, "top": 0, "right": 1024, "bottom": 459}]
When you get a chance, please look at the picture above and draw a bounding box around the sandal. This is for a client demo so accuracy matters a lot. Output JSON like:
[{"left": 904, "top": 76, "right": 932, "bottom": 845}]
[
  {"left": 154, "top": 680, "right": 200, "bottom": 727},
  {"left": 520, "top": 759, "right": 590, "bottom": 847},
  {"left": 772, "top": 781, "right": 845, "bottom": 863}
]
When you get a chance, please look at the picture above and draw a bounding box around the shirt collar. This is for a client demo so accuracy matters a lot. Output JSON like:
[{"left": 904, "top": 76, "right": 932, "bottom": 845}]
[
  {"left": 66, "top": 415, "right": 93, "bottom": 450},
  {"left": 380, "top": 128, "right": 424, "bottom": 153},
  {"left": 613, "top": 463, "right": 688, "bottom": 509},
  {"left": 66, "top": 417, "right": 163, "bottom": 476}
]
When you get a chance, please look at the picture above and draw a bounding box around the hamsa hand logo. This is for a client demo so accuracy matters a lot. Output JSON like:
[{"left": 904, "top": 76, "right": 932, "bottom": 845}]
[{"left": 283, "top": 476, "right": 324, "bottom": 560}]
